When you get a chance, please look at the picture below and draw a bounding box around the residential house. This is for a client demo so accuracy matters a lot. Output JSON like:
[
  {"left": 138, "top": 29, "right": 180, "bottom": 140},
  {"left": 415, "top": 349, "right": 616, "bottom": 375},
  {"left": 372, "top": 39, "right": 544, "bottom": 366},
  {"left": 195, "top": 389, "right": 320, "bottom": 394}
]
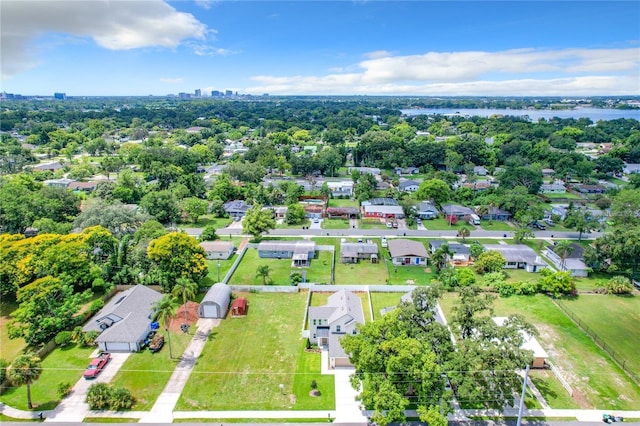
[
  {"left": 574, "top": 184, "right": 606, "bottom": 194},
  {"left": 199, "top": 283, "right": 231, "bottom": 318},
  {"left": 33, "top": 161, "right": 63, "bottom": 172},
  {"left": 540, "top": 181, "right": 567, "bottom": 194},
  {"left": 428, "top": 240, "right": 471, "bottom": 263},
  {"left": 394, "top": 166, "right": 419, "bottom": 175},
  {"left": 273, "top": 206, "right": 288, "bottom": 220},
  {"left": 185, "top": 126, "right": 206, "bottom": 133},
  {"left": 326, "top": 181, "right": 354, "bottom": 197},
  {"left": 473, "top": 166, "right": 488, "bottom": 176},
  {"left": 482, "top": 244, "right": 547, "bottom": 272},
  {"left": 416, "top": 201, "right": 439, "bottom": 220},
  {"left": 363, "top": 204, "right": 405, "bottom": 219},
  {"left": 493, "top": 317, "right": 548, "bottom": 368},
  {"left": 623, "top": 163, "right": 640, "bottom": 174},
  {"left": 224, "top": 200, "right": 252, "bottom": 219},
  {"left": 542, "top": 168, "right": 555, "bottom": 177},
  {"left": 257, "top": 240, "right": 317, "bottom": 267},
  {"left": 398, "top": 180, "right": 420, "bottom": 192},
  {"left": 340, "top": 241, "right": 378, "bottom": 263},
  {"left": 440, "top": 203, "right": 475, "bottom": 220},
  {"left": 348, "top": 166, "right": 381, "bottom": 176},
  {"left": 478, "top": 206, "right": 512, "bottom": 221},
  {"left": 546, "top": 243, "right": 588, "bottom": 277},
  {"left": 199, "top": 240, "right": 236, "bottom": 260},
  {"left": 388, "top": 239, "right": 429, "bottom": 266},
  {"left": 68, "top": 181, "right": 99, "bottom": 192},
  {"left": 307, "top": 289, "right": 364, "bottom": 369},
  {"left": 462, "top": 181, "right": 491, "bottom": 191},
  {"left": 362, "top": 198, "right": 398, "bottom": 206},
  {"left": 83, "top": 285, "right": 163, "bottom": 352},
  {"left": 326, "top": 207, "right": 359, "bottom": 219},
  {"left": 43, "top": 178, "right": 75, "bottom": 188}
]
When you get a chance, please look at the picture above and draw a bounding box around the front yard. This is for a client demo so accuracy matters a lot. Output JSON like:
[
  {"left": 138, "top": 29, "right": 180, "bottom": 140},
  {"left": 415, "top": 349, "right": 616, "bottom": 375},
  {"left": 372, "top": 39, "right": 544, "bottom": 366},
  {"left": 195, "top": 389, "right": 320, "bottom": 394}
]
[
  {"left": 334, "top": 258, "right": 387, "bottom": 284},
  {"left": 422, "top": 218, "right": 466, "bottom": 231},
  {"left": 479, "top": 221, "right": 513, "bottom": 231},
  {"left": 322, "top": 219, "right": 351, "bottom": 229},
  {"left": 176, "top": 292, "right": 335, "bottom": 411}
]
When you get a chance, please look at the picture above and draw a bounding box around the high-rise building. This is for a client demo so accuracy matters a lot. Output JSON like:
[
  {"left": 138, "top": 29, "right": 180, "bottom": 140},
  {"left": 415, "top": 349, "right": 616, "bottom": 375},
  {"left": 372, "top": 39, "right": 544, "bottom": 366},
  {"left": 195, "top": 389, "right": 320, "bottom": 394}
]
[
  {"left": 211, "top": 90, "right": 221, "bottom": 97},
  {"left": 53, "top": 92, "right": 67, "bottom": 100},
  {"left": 195, "top": 89, "right": 201, "bottom": 97},
  {"left": 225, "top": 90, "right": 233, "bottom": 97}
]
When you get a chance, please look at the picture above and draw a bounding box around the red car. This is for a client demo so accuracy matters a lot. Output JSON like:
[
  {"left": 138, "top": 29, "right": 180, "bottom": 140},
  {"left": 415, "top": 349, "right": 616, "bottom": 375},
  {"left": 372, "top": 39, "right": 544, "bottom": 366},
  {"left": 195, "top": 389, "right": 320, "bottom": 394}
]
[{"left": 83, "top": 353, "right": 111, "bottom": 379}]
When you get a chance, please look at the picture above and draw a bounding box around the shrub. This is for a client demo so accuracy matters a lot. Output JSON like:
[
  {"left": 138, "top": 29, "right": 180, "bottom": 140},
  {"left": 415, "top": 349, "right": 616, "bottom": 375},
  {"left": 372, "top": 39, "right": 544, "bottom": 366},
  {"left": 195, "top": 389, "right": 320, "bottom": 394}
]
[
  {"left": 82, "top": 331, "right": 100, "bottom": 347},
  {"left": 54, "top": 331, "right": 73, "bottom": 347},
  {"left": 57, "top": 382, "right": 72, "bottom": 398},
  {"left": 0, "top": 358, "right": 8, "bottom": 384},
  {"left": 494, "top": 281, "right": 517, "bottom": 297},
  {"left": 455, "top": 268, "right": 477, "bottom": 287},
  {"left": 108, "top": 386, "right": 135, "bottom": 410},
  {"left": 604, "top": 276, "right": 633, "bottom": 295},
  {"left": 310, "top": 380, "right": 318, "bottom": 390},
  {"left": 86, "top": 383, "right": 135, "bottom": 410},
  {"left": 199, "top": 225, "right": 218, "bottom": 242},
  {"left": 89, "top": 298, "right": 105, "bottom": 314}
]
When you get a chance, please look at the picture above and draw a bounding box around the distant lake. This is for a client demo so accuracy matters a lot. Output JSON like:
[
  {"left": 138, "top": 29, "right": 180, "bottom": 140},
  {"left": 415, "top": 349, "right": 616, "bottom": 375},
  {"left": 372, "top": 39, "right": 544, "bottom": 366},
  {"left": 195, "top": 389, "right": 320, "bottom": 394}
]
[{"left": 400, "top": 107, "right": 640, "bottom": 122}]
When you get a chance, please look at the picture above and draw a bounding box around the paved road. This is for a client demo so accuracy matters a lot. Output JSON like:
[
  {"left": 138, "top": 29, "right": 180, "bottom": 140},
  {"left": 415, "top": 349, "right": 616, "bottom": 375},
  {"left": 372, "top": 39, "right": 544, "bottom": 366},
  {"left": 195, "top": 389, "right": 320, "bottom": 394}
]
[{"left": 184, "top": 226, "right": 602, "bottom": 241}]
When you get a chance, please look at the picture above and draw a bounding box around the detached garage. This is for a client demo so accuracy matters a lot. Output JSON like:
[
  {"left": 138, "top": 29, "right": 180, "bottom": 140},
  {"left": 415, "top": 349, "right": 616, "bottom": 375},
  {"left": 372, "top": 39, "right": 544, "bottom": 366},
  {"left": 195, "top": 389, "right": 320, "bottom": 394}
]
[{"left": 199, "top": 283, "right": 231, "bottom": 318}]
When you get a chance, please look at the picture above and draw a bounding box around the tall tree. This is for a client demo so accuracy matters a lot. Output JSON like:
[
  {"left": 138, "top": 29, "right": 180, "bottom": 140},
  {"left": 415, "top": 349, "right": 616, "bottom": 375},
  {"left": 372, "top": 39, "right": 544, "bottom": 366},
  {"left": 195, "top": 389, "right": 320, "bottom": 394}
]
[
  {"left": 153, "top": 295, "right": 179, "bottom": 358},
  {"left": 147, "top": 232, "right": 208, "bottom": 292},
  {"left": 563, "top": 209, "right": 599, "bottom": 241},
  {"left": 415, "top": 179, "right": 451, "bottom": 206},
  {"left": 171, "top": 278, "right": 198, "bottom": 324},
  {"left": 242, "top": 204, "right": 276, "bottom": 241},
  {"left": 553, "top": 240, "right": 574, "bottom": 271},
  {"left": 7, "top": 353, "right": 42, "bottom": 409},
  {"left": 255, "top": 265, "right": 272, "bottom": 285}
]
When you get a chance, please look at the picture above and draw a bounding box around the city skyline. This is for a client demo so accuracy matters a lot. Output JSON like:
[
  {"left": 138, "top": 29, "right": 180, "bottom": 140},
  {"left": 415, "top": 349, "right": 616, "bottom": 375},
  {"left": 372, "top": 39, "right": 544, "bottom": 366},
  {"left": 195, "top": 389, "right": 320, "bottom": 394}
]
[{"left": 1, "top": 0, "right": 639, "bottom": 97}]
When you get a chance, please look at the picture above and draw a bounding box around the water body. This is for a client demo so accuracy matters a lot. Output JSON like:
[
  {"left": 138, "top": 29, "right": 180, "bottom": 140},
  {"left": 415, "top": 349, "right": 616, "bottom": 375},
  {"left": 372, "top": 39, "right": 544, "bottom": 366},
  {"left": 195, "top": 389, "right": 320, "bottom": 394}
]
[{"left": 400, "top": 107, "right": 640, "bottom": 122}]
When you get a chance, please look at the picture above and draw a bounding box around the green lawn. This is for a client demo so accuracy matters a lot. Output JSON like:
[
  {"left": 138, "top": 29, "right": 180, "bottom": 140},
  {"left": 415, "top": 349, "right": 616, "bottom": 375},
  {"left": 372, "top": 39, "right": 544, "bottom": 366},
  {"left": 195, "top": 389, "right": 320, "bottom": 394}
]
[
  {"left": 335, "top": 259, "right": 387, "bottom": 284},
  {"left": 228, "top": 248, "right": 332, "bottom": 286},
  {"left": 176, "top": 292, "right": 334, "bottom": 410},
  {"left": 422, "top": 218, "right": 466, "bottom": 230},
  {"left": 529, "top": 370, "right": 580, "bottom": 409},
  {"left": 177, "top": 215, "right": 233, "bottom": 229},
  {"left": 0, "top": 301, "right": 27, "bottom": 361},
  {"left": 291, "top": 343, "right": 335, "bottom": 410},
  {"left": 358, "top": 219, "right": 388, "bottom": 230},
  {"left": 479, "top": 221, "right": 513, "bottom": 231},
  {"left": 111, "top": 330, "right": 193, "bottom": 410},
  {"left": 205, "top": 257, "right": 236, "bottom": 284},
  {"left": 1, "top": 344, "right": 94, "bottom": 410},
  {"left": 370, "top": 292, "right": 407, "bottom": 320},
  {"left": 557, "top": 295, "right": 640, "bottom": 377},
  {"left": 544, "top": 192, "right": 583, "bottom": 200},
  {"left": 327, "top": 199, "right": 358, "bottom": 208},
  {"left": 276, "top": 219, "right": 311, "bottom": 229},
  {"left": 322, "top": 219, "right": 351, "bottom": 229},
  {"left": 503, "top": 269, "right": 543, "bottom": 284},
  {"left": 385, "top": 259, "right": 436, "bottom": 285},
  {"left": 440, "top": 293, "right": 640, "bottom": 410}
]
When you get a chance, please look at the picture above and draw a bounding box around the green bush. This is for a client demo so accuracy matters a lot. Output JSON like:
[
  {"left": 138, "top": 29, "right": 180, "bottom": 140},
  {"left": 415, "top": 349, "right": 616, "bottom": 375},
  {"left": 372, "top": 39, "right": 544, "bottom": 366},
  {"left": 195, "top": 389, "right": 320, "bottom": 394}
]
[
  {"left": 86, "top": 382, "right": 135, "bottom": 410},
  {"left": 57, "top": 382, "right": 72, "bottom": 398},
  {"left": 199, "top": 225, "right": 218, "bottom": 242},
  {"left": 604, "top": 276, "right": 634, "bottom": 294},
  {"left": 108, "top": 386, "right": 135, "bottom": 410},
  {"left": 54, "top": 331, "right": 73, "bottom": 347},
  {"left": 82, "top": 331, "right": 100, "bottom": 347},
  {"left": 89, "top": 298, "right": 105, "bottom": 314},
  {"left": 0, "top": 358, "right": 8, "bottom": 384}
]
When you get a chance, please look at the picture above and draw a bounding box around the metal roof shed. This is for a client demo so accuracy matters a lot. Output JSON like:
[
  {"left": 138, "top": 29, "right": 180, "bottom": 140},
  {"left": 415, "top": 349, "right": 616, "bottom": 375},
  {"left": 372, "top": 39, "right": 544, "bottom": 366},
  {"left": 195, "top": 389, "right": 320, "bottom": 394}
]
[{"left": 199, "top": 283, "right": 231, "bottom": 318}]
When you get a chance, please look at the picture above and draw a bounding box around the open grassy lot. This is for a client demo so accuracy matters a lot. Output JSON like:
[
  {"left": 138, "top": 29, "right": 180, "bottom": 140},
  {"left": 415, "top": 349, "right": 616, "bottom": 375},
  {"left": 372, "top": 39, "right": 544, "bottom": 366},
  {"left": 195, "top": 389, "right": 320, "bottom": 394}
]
[
  {"left": 111, "top": 330, "right": 192, "bottom": 410},
  {"left": 205, "top": 257, "right": 236, "bottom": 284},
  {"left": 358, "top": 219, "right": 388, "bottom": 230},
  {"left": 0, "top": 301, "right": 26, "bottom": 361},
  {"left": 229, "top": 248, "right": 331, "bottom": 285},
  {"left": 176, "top": 292, "right": 335, "bottom": 410},
  {"left": 335, "top": 259, "right": 387, "bottom": 284},
  {"left": 370, "top": 292, "right": 407, "bottom": 320},
  {"left": 327, "top": 199, "right": 358, "bottom": 208},
  {"left": 439, "top": 293, "right": 640, "bottom": 409},
  {"left": 385, "top": 259, "right": 436, "bottom": 285},
  {"left": 177, "top": 215, "right": 233, "bottom": 230},
  {"left": 422, "top": 218, "right": 466, "bottom": 231},
  {"left": 503, "top": 269, "right": 543, "bottom": 284},
  {"left": 557, "top": 295, "right": 640, "bottom": 377},
  {"left": 1, "top": 344, "right": 94, "bottom": 410},
  {"left": 276, "top": 219, "right": 311, "bottom": 230},
  {"left": 479, "top": 221, "right": 513, "bottom": 231},
  {"left": 322, "top": 219, "right": 351, "bottom": 229},
  {"left": 544, "top": 192, "right": 583, "bottom": 200},
  {"left": 529, "top": 369, "right": 580, "bottom": 409}
]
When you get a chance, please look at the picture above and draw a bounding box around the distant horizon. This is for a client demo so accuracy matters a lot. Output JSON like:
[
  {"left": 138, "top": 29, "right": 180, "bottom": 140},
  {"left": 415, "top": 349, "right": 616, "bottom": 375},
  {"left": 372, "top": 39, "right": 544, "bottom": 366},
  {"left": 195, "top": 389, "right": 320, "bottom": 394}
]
[{"left": 1, "top": 1, "right": 639, "bottom": 97}]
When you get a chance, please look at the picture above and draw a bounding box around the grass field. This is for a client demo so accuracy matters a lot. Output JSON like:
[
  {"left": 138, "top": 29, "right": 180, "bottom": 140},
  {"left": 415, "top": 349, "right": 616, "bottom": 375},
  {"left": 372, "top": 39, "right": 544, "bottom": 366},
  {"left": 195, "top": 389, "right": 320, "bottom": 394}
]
[
  {"left": 322, "top": 219, "right": 351, "bottom": 229},
  {"left": 370, "top": 292, "right": 406, "bottom": 320},
  {"left": 110, "top": 330, "right": 193, "bottom": 410},
  {"left": 0, "top": 301, "right": 26, "bottom": 361},
  {"left": 358, "top": 219, "right": 388, "bottom": 230},
  {"left": 557, "top": 295, "right": 640, "bottom": 377},
  {"left": 1, "top": 344, "right": 94, "bottom": 410},
  {"left": 276, "top": 219, "right": 311, "bottom": 229},
  {"left": 335, "top": 259, "right": 387, "bottom": 284},
  {"left": 423, "top": 218, "right": 466, "bottom": 231},
  {"left": 176, "top": 292, "right": 335, "bottom": 410},
  {"left": 439, "top": 293, "right": 640, "bottom": 409},
  {"left": 385, "top": 259, "right": 436, "bottom": 285},
  {"left": 205, "top": 257, "right": 236, "bottom": 284},
  {"left": 177, "top": 215, "right": 233, "bottom": 230},
  {"left": 479, "top": 221, "right": 513, "bottom": 231},
  {"left": 327, "top": 199, "right": 358, "bottom": 208},
  {"left": 228, "top": 248, "right": 331, "bottom": 285}
]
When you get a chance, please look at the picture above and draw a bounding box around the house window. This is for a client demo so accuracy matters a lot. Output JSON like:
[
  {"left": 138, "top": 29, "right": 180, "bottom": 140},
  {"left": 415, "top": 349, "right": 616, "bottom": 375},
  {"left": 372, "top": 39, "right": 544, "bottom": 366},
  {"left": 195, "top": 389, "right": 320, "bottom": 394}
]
[
  {"left": 352, "top": 329, "right": 357, "bottom": 335},
  {"left": 313, "top": 333, "right": 316, "bottom": 339},
  {"left": 312, "top": 319, "right": 316, "bottom": 325},
  {"left": 336, "top": 325, "right": 341, "bottom": 332}
]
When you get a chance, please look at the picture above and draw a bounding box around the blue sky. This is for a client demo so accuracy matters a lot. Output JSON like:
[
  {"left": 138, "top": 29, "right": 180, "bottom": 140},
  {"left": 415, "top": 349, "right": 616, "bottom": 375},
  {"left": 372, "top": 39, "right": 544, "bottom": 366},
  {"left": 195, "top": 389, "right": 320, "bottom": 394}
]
[{"left": 1, "top": 1, "right": 639, "bottom": 96}]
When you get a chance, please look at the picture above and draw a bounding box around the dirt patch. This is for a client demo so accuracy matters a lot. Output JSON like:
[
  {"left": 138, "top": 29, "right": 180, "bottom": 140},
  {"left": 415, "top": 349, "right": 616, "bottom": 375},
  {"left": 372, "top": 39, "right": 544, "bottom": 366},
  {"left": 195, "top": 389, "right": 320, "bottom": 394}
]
[
  {"left": 168, "top": 301, "right": 200, "bottom": 333},
  {"left": 309, "top": 389, "right": 321, "bottom": 397}
]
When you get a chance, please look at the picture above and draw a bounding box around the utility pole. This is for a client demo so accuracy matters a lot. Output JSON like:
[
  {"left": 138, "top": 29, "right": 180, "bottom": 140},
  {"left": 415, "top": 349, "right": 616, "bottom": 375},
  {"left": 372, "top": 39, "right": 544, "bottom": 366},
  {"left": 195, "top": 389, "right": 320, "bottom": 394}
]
[{"left": 516, "top": 364, "right": 530, "bottom": 426}]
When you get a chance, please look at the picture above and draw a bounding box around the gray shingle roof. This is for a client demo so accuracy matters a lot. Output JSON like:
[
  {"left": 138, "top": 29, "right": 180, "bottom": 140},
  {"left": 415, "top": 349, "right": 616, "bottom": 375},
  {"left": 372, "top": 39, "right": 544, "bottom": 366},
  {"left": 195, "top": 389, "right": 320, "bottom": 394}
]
[
  {"left": 340, "top": 242, "right": 378, "bottom": 257},
  {"left": 388, "top": 239, "right": 429, "bottom": 258}
]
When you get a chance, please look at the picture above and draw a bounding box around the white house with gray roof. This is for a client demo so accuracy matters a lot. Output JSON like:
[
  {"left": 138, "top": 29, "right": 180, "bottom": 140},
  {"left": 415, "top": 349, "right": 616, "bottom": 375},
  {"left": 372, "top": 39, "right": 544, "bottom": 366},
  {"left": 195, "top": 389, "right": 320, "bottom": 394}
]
[
  {"left": 307, "top": 289, "right": 364, "bottom": 368},
  {"left": 388, "top": 239, "right": 429, "bottom": 266},
  {"left": 483, "top": 244, "right": 547, "bottom": 273},
  {"left": 257, "top": 240, "right": 317, "bottom": 267},
  {"left": 83, "top": 285, "right": 162, "bottom": 352},
  {"left": 340, "top": 241, "right": 379, "bottom": 263}
]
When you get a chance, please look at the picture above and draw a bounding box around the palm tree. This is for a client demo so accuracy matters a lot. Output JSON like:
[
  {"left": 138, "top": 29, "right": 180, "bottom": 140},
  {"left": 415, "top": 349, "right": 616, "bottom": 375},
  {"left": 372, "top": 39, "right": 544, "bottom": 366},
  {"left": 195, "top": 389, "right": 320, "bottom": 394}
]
[
  {"left": 457, "top": 227, "right": 470, "bottom": 242},
  {"left": 171, "top": 278, "right": 199, "bottom": 324},
  {"left": 554, "top": 240, "right": 574, "bottom": 271},
  {"left": 7, "top": 353, "right": 42, "bottom": 409},
  {"left": 255, "top": 265, "right": 272, "bottom": 285},
  {"left": 153, "top": 295, "right": 179, "bottom": 358},
  {"left": 431, "top": 244, "right": 453, "bottom": 273}
]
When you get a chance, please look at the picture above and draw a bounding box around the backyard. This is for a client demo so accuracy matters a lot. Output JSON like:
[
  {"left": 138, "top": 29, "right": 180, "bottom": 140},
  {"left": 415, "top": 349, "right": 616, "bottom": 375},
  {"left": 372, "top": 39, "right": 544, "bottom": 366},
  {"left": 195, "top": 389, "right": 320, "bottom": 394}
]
[
  {"left": 369, "top": 292, "right": 407, "bottom": 320},
  {"left": 0, "top": 301, "right": 26, "bottom": 361},
  {"left": 334, "top": 258, "right": 387, "bottom": 285},
  {"left": 228, "top": 247, "right": 332, "bottom": 285},
  {"left": 439, "top": 293, "right": 640, "bottom": 410},
  {"left": 176, "top": 292, "right": 335, "bottom": 411}
]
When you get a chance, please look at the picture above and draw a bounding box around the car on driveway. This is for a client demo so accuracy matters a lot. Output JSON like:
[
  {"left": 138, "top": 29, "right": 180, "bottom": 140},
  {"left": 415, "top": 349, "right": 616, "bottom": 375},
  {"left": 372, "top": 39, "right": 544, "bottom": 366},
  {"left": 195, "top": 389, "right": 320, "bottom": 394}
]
[{"left": 84, "top": 353, "right": 111, "bottom": 379}]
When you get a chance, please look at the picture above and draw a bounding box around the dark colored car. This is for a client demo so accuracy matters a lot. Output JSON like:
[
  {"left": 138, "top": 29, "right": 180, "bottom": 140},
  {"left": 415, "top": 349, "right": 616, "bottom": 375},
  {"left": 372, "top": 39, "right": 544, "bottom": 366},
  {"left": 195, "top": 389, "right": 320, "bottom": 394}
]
[{"left": 83, "top": 353, "right": 111, "bottom": 379}]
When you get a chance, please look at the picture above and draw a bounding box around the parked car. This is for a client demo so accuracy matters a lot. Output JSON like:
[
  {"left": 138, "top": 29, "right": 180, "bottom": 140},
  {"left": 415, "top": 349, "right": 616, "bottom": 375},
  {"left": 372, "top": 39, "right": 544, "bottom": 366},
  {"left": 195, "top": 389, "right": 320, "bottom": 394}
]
[
  {"left": 529, "top": 221, "right": 546, "bottom": 230},
  {"left": 381, "top": 237, "right": 388, "bottom": 248},
  {"left": 386, "top": 221, "right": 393, "bottom": 228},
  {"left": 544, "top": 219, "right": 555, "bottom": 227},
  {"left": 84, "top": 353, "right": 111, "bottom": 379}
]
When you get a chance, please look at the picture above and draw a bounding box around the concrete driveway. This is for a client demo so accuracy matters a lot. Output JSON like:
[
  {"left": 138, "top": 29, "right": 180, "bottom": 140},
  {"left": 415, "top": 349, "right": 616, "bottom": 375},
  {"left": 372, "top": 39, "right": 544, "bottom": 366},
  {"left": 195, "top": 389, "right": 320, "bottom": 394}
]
[
  {"left": 309, "top": 219, "right": 322, "bottom": 230},
  {"left": 45, "top": 352, "right": 130, "bottom": 423}
]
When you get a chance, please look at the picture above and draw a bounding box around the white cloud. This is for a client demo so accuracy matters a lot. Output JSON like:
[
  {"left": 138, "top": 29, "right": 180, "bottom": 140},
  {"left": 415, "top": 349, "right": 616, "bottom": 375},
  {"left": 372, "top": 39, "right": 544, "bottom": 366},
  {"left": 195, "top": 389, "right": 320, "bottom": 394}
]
[
  {"left": 247, "top": 47, "right": 640, "bottom": 95},
  {"left": 1, "top": 0, "right": 208, "bottom": 78},
  {"left": 195, "top": 0, "right": 217, "bottom": 10},
  {"left": 160, "top": 77, "right": 184, "bottom": 84}
]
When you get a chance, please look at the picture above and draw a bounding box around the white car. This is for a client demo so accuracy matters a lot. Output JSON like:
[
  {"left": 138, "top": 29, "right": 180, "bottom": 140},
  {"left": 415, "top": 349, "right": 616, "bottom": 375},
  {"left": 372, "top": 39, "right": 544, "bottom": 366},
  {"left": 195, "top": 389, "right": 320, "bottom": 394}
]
[{"left": 381, "top": 237, "right": 388, "bottom": 248}]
